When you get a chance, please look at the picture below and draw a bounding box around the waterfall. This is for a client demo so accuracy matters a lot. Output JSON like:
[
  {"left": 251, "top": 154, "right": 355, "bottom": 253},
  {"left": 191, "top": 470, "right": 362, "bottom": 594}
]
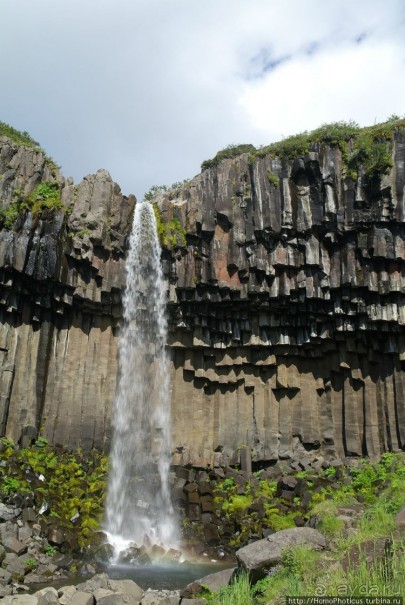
[{"left": 105, "top": 201, "right": 177, "bottom": 557}]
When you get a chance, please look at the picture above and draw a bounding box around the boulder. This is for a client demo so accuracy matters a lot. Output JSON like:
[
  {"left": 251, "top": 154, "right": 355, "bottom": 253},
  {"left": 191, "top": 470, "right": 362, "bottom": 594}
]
[
  {"left": 1, "top": 536, "right": 28, "bottom": 555},
  {"left": 108, "top": 579, "right": 144, "bottom": 602},
  {"left": 181, "top": 567, "right": 235, "bottom": 598},
  {"left": 236, "top": 527, "right": 326, "bottom": 578},
  {"left": 76, "top": 573, "right": 110, "bottom": 592},
  {"left": 34, "top": 587, "right": 59, "bottom": 605},
  {"left": 69, "top": 592, "right": 95, "bottom": 605},
  {"left": 93, "top": 588, "right": 124, "bottom": 605},
  {"left": 58, "top": 585, "right": 77, "bottom": 605}
]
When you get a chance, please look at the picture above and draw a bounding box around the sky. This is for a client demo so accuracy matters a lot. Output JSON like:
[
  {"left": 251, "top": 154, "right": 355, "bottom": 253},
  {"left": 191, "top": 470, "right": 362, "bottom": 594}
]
[{"left": 1, "top": 0, "right": 404, "bottom": 199}]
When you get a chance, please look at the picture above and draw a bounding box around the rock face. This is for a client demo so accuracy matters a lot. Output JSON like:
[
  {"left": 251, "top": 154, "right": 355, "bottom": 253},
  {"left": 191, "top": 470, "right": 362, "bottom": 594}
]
[
  {"left": 0, "top": 129, "right": 405, "bottom": 464},
  {"left": 0, "top": 135, "right": 135, "bottom": 450},
  {"left": 160, "top": 131, "right": 405, "bottom": 466}
]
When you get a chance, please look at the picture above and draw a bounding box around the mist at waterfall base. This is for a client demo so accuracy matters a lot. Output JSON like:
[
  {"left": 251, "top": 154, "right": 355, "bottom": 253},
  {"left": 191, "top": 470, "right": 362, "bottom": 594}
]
[{"left": 104, "top": 201, "right": 178, "bottom": 561}]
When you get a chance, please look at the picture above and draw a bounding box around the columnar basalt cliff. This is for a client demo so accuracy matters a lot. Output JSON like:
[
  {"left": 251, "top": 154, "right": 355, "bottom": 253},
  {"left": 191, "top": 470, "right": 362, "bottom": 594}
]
[
  {"left": 159, "top": 128, "right": 405, "bottom": 466},
  {"left": 0, "top": 134, "right": 135, "bottom": 450},
  {"left": 0, "top": 124, "right": 404, "bottom": 466}
]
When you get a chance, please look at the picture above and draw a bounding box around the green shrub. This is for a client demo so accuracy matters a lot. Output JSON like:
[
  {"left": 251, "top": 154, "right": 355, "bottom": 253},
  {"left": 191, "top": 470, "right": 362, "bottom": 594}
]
[
  {"left": 24, "top": 557, "right": 38, "bottom": 571},
  {"left": 44, "top": 545, "right": 57, "bottom": 557},
  {"left": 267, "top": 171, "right": 280, "bottom": 187},
  {"left": 0, "top": 180, "right": 62, "bottom": 229},
  {"left": 152, "top": 203, "right": 186, "bottom": 249}
]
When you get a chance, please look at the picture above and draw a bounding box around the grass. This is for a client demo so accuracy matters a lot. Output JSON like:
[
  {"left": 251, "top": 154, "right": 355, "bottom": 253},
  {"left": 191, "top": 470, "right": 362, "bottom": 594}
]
[
  {"left": 0, "top": 120, "right": 41, "bottom": 149},
  {"left": 203, "top": 571, "right": 254, "bottom": 605},
  {"left": 200, "top": 116, "right": 405, "bottom": 186},
  {"left": 0, "top": 120, "right": 58, "bottom": 169}
]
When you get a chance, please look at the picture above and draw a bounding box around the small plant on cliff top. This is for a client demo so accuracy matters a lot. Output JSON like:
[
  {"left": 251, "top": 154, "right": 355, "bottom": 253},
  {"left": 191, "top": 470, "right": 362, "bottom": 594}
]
[{"left": 201, "top": 143, "right": 256, "bottom": 170}]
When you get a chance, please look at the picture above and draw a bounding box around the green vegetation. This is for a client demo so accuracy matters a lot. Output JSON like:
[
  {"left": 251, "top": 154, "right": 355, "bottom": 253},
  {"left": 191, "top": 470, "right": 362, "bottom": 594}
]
[
  {"left": 203, "top": 571, "right": 254, "bottom": 605},
  {"left": 0, "top": 120, "right": 58, "bottom": 170},
  {"left": 201, "top": 143, "right": 256, "bottom": 171},
  {"left": 44, "top": 544, "right": 57, "bottom": 557},
  {"left": 153, "top": 202, "right": 187, "bottom": 249},
  {"left": 267, "top": 171, "right": 280, "bottom": 187},
  {"left": 24, "top": 557, "right": 38, "bottom": 571},
  {"left": 205, "top": 453, "right": 404, "bottom": 603},
  {"left": 0, "top": 120, "right": 41, "bottom": 149},
  {"left": 200, "top": 116, "right": 405, "bottom": 186},
  {"left": 0, "top": 436, "right": 108, "bottom": 550},
  {"left": 144, "top": 179, "right": 191, "bottom": 201},
  {"left": 0, "top": 180, "right": 62, "bottom": 229}
]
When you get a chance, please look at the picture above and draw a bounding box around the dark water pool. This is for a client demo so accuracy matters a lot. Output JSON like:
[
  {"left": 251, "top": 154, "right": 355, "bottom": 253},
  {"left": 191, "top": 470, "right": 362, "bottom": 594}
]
[{"left": 100, "top": 560, "right": 235, "bottom": 590}]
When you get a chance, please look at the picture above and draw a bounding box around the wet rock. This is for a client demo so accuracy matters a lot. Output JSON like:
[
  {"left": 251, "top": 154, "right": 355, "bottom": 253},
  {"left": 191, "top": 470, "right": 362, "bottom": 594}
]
[
  {"left": 117, "top": 545, "right": 140, "bottom": 564},
  {"left": 94, "top": 543, "right": 114, "bottom": 562}
]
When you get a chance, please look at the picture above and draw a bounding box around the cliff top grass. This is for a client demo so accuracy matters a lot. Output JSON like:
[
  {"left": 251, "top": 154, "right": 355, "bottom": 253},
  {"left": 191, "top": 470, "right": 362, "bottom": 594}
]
[
  {"left": 200, "top": 115, "right": 405, "bottom": 175},
  {"left": 0, "top": 120, "right": 43, "bottom": 151},
  {"left": 0, "top": 119, "right": 59, "bottom": 169}
]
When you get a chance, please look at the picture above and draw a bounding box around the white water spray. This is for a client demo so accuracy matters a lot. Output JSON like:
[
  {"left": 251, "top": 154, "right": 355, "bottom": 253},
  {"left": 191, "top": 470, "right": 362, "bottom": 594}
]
[{"left": 105, "top": 201, "right": 177, "bottom": 557}]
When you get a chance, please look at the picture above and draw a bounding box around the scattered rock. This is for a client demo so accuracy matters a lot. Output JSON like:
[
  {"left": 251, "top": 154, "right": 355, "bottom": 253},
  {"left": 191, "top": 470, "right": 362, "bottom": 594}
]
[
  {"left": 2, "top": 536, "right": 28, "bottom": 555},
  {"left": 0, "top": 503, "right": 22, "bottom": 521}
]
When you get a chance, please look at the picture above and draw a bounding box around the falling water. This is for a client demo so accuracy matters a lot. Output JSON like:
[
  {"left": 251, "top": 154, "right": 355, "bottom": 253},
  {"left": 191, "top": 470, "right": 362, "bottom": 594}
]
[{"left": 105, "top": 201, "right": 177, "bottom": 557}]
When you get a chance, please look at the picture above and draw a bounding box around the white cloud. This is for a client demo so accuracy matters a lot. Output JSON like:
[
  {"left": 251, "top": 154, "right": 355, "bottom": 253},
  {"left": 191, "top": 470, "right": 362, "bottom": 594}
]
[{"left": 0, "top": 0, "right": 404, "bottom": 197}]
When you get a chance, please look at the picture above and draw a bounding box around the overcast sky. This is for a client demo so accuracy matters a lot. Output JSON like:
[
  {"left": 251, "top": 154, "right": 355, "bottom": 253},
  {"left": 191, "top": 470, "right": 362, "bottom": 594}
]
[{"left": 1, "top": 0, "right": 404, "bottom": 198}]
